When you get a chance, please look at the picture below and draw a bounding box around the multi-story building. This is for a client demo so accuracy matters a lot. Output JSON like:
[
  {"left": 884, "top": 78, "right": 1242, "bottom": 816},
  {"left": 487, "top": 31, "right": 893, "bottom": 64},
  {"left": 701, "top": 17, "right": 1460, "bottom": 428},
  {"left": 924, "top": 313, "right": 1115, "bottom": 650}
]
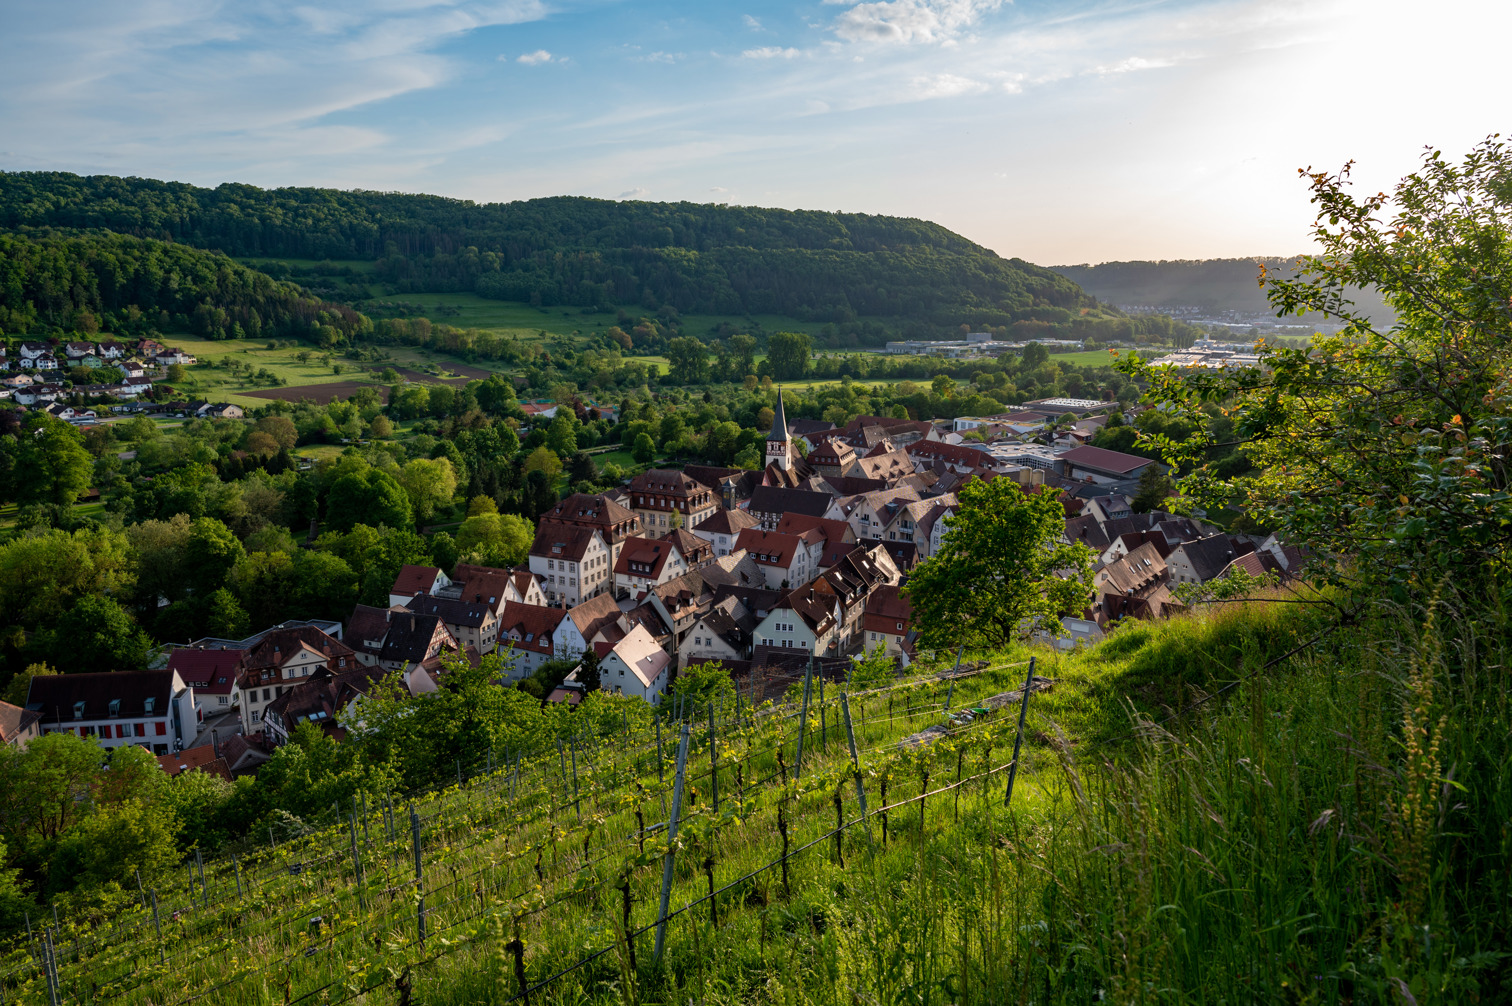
[
  {"left": 529, "top": 525, "right": 611, "bottom": 606},
  {"left": 692, "top": 508, "right": 761, "bottom": 557},
  {"left": 538, "top": 493, "right": 643, "bottom": 569},
  {"left": 613, "top": 535, "right": 690, "bottom": 600},
  {"left": 627, "top": 470, "right": 720, "bottom": 538},
  {"left": 29, "top": 670, "right": 197, "bottom": 755},
  {"left": 234, "top": 626, "right": 358, "bottom": 734}
]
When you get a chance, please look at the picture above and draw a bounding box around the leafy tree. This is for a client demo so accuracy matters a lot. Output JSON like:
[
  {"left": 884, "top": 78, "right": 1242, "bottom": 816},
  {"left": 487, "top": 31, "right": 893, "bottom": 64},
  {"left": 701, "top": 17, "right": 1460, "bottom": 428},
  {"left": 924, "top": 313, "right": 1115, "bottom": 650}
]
[
  {"left": 766, "top": 332, "right": 812, "bottom": 381},
  {"left": 456, "top": 512, "right": 534, "bottom": 567},
  {"left": 182, "top": 517, "right": 246, "bottom": 596},
  {"left": 255, "top": 416, "right": 298, "bottom": 450},
  {"left": 6, "top": 414, "right": 93, "bottom": 506},
  {"left": 43, "top": 595, "right": 154, "bottom": 672},
  {"left": 326, "top": 469, "right": 412, "bottom": 532},
  {"left": 0, "top": 731, "right": 101, "bottom": 845},
  {"left": 728, "top": 333, "right": 758, "bottom": 379},
  {"left": 290, "top": 550, "right": 358, "bottom": 620},
  {"left": 632, "top": 432, "right": 656, "bottom": 464},
  {"left": 467, "top": 494, "right": 499, "bottom": 516},
  {"left": 229, "top": 550, "right": 296, "bottom": 628},
  {"left": 546, "top": 413, "right": 578, "bottom": 456},
  {"left": 429, "top": 531, "right": 460, "bottom": 575},
  {"left": 567, "top": 451, "right": 598, "bottom": 484},
  {"left": 666, "top": 336, "right": 710, "bottom": 384},
  {"left": 668, "top": 660, "right": 736, "bottom": 710},
  {"left": 847, "top": 644, "right": 896, "bottom": 690},
  {"left": 1130, "top": 464, "right": 1175, "bottom": 513},
  {"left": 1019, "top": 342, "right": 1050, "bottom": 370},
  {"left": 2, "top": 662, "right": 57, "bottom": 706},
  {"left": 368, "top": 414, "right": 393, "bottom": 438},
  {"left": 523, "top": 445, "right": 562, "bottom": 482},
  {"left": 1127, "top": 138, "right": 1512, "bottom": 593},
  {"left": 0, "top": 526, "right": 134, "bottom": 629},
  {"left": 397, "top": 457, "right": 458, "bottom": 524},
  {"left": 905, "top": 477, "right": 1093, "bottom": 650}
]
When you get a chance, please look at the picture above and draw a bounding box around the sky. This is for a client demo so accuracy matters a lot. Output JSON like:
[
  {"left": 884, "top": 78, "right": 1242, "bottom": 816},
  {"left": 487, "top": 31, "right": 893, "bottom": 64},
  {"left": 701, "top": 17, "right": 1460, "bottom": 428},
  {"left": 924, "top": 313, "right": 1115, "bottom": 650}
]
[{"left": 0, "top": 0, "right": 1507, "bottom": 265}]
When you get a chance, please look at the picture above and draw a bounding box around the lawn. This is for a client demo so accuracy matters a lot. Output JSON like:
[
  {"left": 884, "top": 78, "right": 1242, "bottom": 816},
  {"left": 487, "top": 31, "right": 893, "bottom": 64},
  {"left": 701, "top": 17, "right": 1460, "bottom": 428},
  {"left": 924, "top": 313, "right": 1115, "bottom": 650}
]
[{"left": 1049, "top": 349, "right": 1125, "bottom": 368}]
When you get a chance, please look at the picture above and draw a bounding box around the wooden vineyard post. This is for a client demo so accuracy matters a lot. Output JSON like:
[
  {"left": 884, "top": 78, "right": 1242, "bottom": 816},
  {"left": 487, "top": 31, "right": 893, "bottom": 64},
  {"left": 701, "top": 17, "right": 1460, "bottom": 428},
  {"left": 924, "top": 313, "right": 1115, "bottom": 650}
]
[
  {"left": 134, "top": 869, "right": 146, "bottom": 909},
  {"left": 841, "top": 692, "right": 872, "bottom": 843},
  {"left": 349, "top": 810, "right": 366, "bottom": 911},
  {"left": 793, "top": 660, "right": 813, "bottom": 780},
  {"left": 232, "top": 853, "right": 243, "bottom": 898},
  {"left": 41, "top": 929, "right": 58, "bottom": 1006},
  {"left": 1004, "top": 656, "right": 1037, "bottom": 809},
  {"left": 410, "top": 806, "right": 425, "bottom": 948},
  {"left": 656, "top": 715, "right": 667, "bottom": 815},
  {"left": 196, "top": 847, "right": 207, "bottom": 901},
  {"left": 569, "top": 738, "right": 582, "bottom": 821},
  {"left": 708, "top": 703, "right": 719, "bottom": 814},
  {"left": 818, "top": 665, "right": 826, "bottom": 751},
  {"left": 150, "top": 890, "right": 162, "bottom": 963},
  {"left": 653, "top": 722, "right": 691, "bottom": 961},
  {"left": 360, "top": 792, "right": 370, "bottom": 843}
]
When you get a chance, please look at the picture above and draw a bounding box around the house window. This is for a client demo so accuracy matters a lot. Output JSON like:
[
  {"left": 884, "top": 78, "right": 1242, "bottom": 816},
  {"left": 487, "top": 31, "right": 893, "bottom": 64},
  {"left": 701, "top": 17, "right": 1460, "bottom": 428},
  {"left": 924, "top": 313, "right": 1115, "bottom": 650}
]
[
  {"left": 218, "top": 696, "right": 228, "bottom": 706},
  {"left": 155, "top": 722, "right": 166, "bottom": 736},
  {"left": 73, "top": 701, "right": 85, "bottom": 720},
  {"left": 135, "top": 723, "right": 146, "bottom": 737},
  {"left": 144, "top": 697, "right": 155, "bottom": 714},
  {"left": 108, "top": 699, "right": 120, "bottom": 717}
]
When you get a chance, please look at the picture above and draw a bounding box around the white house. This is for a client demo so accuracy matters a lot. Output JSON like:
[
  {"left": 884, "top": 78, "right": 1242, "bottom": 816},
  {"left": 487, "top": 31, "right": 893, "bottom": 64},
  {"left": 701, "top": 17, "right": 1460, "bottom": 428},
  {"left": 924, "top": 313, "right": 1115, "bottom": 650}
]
[
  {"left": 28, "top": 670, "right": 197, "bottom": 755},
  {"left": 528, "top": 525, "right": 611, "bottom": 607},
  {"left": 691, "top": 508, "right": 760, "bottom": 558},
  {"left": 598, "top": 623, "right": 671, "bottom": 705},
  {"left": 613, "top": 535, "right": 687, "bottom": 599}
]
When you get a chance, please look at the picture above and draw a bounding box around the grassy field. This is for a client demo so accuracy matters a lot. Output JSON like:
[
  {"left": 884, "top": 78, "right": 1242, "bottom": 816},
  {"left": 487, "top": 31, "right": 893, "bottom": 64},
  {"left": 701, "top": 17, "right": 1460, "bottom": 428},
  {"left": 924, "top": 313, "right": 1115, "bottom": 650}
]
[{"left": 1048, "top": 349, "right": 1124, "bottom": 368}]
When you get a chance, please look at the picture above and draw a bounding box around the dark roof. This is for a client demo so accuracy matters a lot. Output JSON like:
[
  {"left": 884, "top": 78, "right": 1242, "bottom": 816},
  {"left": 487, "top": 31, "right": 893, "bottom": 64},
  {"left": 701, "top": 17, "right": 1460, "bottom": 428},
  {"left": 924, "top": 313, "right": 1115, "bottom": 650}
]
[
  {"left": 157, "top": 746, "right": 233, "bottom": 781},
  {"left": 770, "top": 389, "right": 789, "bottom": 440},
  {"left": 880, "top": 540, "right": 919, "bottom": 570},
  {"left": 28, "top": 670, "right": 178, "bottom": 723},
  {"left": 615, "top": 535, "right": 681, "bottom": 579},
  {"left": 774, "top": 512, "right": 854, "bottom": 544},
  {"left": 406, "top": 593, "right": 493, "bottom": 629},
  {"left": 377, "top": 611, "right": 454, "bottom": 664},
  {"left": 1172, "top": 533, "right": 1242, "bottom": 582},
  {"left": 629, "top": 469, "right": 708, "bottom": 496},
  {"left": 747, "top": 486, "right": 832, "bottom": 518},
  {"left": 541, "top": 493, "right": 638, "bottom": 535},
  {"left": 1058, "top": 445, "right": 1157, "bottom": 475},
  {"left": 497, "top": 603, "right": 568, "bottom": 654},
  {"left": 693, "top": 508, "right": 760, "bottom": 536},
  {"left": 819, "top": 475, "right": 890, "bottom": 496},
  {"left": 567, "top": 592, "right": 626, "bottom": 644},
  {"left": 788, "top": 419, "right": 836, "bottom": 437},
  {"left": 166, "top": 649, "right": 241, "bottom": 694},
  {"left": 667, "top": 528, "right": 711, "bottom": 561}
]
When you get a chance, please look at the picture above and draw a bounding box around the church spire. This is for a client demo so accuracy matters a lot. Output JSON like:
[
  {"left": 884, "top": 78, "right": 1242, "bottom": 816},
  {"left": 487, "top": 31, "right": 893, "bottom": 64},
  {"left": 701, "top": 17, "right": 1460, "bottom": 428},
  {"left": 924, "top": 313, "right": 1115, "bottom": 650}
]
[
  {"left": 765, "top": 387, "right": 792, "bottom": 472},
  {"left": 771, "top": 387, "right": 789, "bottom": 441}
]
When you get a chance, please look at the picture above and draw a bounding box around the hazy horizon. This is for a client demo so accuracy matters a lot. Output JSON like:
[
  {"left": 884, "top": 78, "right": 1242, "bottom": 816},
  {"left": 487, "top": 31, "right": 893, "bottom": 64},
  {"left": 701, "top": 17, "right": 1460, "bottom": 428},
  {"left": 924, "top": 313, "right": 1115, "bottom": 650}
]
[{"left": 2, "top": 0, "right": 1505, "bottom": 266}]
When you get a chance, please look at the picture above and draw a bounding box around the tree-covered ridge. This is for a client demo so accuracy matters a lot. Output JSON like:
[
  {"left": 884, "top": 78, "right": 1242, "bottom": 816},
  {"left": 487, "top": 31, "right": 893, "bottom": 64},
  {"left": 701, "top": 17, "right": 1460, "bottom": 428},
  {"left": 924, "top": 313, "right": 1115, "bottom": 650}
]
[
  {"left": 0, "top": 230, "right": 368, "bottom": 341},
  {"left": 0, "top": 172, "right": 1095, "bottom": 326}
]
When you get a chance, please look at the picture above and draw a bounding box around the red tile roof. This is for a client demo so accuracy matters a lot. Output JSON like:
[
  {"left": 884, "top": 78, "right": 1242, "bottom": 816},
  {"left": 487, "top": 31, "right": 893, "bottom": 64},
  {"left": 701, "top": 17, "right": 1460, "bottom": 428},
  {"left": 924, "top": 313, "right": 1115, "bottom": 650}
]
[
  {"left": 391, "top": 565, "right": 443, "bottom": 598},
  {"left": 734, "top": 529, "right": 804, "bottom": 569},
  {"left": 166, "top": 649, "right": 241, "bottom": 694},
  {"left": 1057, "top": 445, "right": 1156, "bottom": 475}
]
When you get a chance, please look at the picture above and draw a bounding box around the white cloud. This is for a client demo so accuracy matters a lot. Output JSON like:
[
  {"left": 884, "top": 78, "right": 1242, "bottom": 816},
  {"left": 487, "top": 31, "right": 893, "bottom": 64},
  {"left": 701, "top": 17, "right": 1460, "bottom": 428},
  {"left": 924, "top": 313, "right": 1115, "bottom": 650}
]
[
  {"left": 1094, "top": 56, "right": 1175, "bottom": 75},
  {"left": 912, "top": 72, "right": 988, "bottom": 98},
  {"left": 517, "top": 49, "right": 553, "bottom": 64},
  {"left": 742, "top": 46, "right": 802, "bottom": 59},
  {"left": 742, "top": 14, "right": 763, "bottom": 30},
  {"left": 620, "top": 187, "right": 650, "bottom": 199},
  {"left": 709, "top": 186, "right": 729, "bottom": 192},
  {"left": 832, "top": 0, "right": 1006, "bottom": 44}
]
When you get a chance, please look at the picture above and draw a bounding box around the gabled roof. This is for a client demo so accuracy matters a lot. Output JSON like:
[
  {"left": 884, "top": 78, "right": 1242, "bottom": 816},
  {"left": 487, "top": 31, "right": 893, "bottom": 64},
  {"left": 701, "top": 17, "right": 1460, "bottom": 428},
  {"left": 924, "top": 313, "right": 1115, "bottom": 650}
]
[
  {"left": 606, "top": 624, "right": 670, "bottom": 688},
  {"left": 0, "top": 701, "right": 41, "bottom": 744},
  {"left": 567, "top": 592, "right": 626, "bottom": 645},
  {"left": 629, "top": 469, "right": 707, "bottom": 495},
  {"left": 407, "top": 593, "right": 493, "bottom": 629},
  {"left": 1170, "top": 534, "right": 1242, "bottom": 582},
  {"left": 734, "top": 529, "right": 804, "bottom": 569},
  {"left": 615, "top": 535, "right": 682, "bottom": 579},
  {"left": 693, "top": 508, "right": 760, "bottom": 536},
  {"left": 774, "top": 512, "right": 855, "bottom": 545},
  {"left": 863, "top": 583, "right": 913, "bottom": 635},
  {"left": 391, "top": 564, "right": 444, "bottom": 598},
  {"left": 854, "top": 449, "right": 913, "bottom": 481},
  {"left": 166, "top": 649, "right": 242, "bottom": 695},
  {"left": 378, "top": 612, "right": 454, "bottom": 664},
  {"left": 241, "top": 626, "right": 354, "bottom": 673},
  {"left": 157, "top": 745, "right": 232, "bottom": 782},
  {"left": 347, "top": 604, "right": 397, "bottom": 654},
  {"left": 529, "top": 523, "right": 603, "bottom": 562},
  {"left": 774, "top": 588, "right": 838, "bottom": 635},
  {"left": 1065, "top": 515, "right": 1112, "bottom": 550},
  {"left": 1096, "top": 541, "right": 1169, "bottom": 596},
  {"left": 497, "top": 602, "right": 568, "bottom": 654},
  {"left": 541, "top": 493, "right": 638, "bottom": 533},
  {"left": 788, "top": 418, "right": 836, "bottom": 437},
  {"left": 746, "top": 486, "right": 832, "bottom": 518}
]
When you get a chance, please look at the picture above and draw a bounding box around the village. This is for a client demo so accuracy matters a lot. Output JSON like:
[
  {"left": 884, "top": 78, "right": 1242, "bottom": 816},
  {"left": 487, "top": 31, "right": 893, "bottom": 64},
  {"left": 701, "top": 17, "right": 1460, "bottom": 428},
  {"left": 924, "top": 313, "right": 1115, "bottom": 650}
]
[{"left": 1, "top": 386, "right": 1301, "bottom": 781}]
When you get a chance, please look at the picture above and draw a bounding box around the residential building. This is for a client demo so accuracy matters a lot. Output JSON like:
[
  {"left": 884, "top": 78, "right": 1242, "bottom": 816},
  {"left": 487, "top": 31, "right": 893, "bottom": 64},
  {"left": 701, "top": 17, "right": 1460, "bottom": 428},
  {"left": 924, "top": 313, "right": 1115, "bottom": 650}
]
[
  {"left": 539, "top": 493, "right": 642, "bottom": 569},
  {"left": 752, "top": 590, "right": 837, "bottom": 656},
  {"left": 443, "top": 563, "right": 546, "bottom": 611},
  {"left": 29, "top": 670, "right": 196, "bottom": 754},
  {"left": 861, "top": 583, "right": 913, "bottom": 658},
  {"left": 0, "top": 701, "right": 42, "bottom": 748},
  {"left": 1057, "top": 445, "right": 1164, "bottom": 486},
  {"left": 691, "top": 507, "right": 760, "bottom": 557},
  {"left": 495, "top": 603, "right": 574, "bottom": 679},
  {"left": 529, "top": 524, "right": 611, "bottom": 607},
  {"left": 234, "top": 626, "right": 358, "bottom": 734},
  {"left": 167, "top": 649, "right": 242, "bottom": 716},
  {"left": 1090, "top": 542, "right": 1181, "bottom": 626},
  {"left": 262, "top": 665, "right": 409, "bottom": 746},
  {"left": 667, "top": 527, "right": 714, "bottom": 570},
  {"left": 682, "top": 596, "right": 755, "bottom": 666},
  {"left": 405, "top": 593, "right": 499, "bottom": 654},
  {"left": 1166, "top": 534, "right": 1249, "bottom": 585},
  {"left": 597, "top": 624, "right": 672, "bottom": 705},
  {"left": 389, "top": 565, "right": 452, "bottom": 607},
  {"left": 156, "top": 745, "right": 233, "bottom": 781},
  {"left": 613, "top": 535, "right": 689, "bottom": 600},
  {"left": 733, "top": 528, "right": 814, "bottom": 591},
  {"left": 627, "top": 470, "right": 720, "bottom": 538}
]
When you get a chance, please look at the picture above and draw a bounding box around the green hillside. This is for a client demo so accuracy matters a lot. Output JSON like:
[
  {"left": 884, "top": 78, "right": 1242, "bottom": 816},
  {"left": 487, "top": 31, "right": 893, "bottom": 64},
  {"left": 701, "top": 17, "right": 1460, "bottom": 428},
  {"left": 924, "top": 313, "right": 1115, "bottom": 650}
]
[
  {"left": 2, "top": 594, "right": 1505, "bottom": 1005},
  {"left": 0, "top": 172, "right": 1098, "bottom": 332}
]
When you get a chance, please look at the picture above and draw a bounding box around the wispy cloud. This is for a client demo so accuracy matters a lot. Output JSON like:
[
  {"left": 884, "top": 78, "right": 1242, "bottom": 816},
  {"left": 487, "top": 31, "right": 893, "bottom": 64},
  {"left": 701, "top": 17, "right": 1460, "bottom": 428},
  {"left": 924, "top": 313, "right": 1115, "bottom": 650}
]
[
  {"left": 517, "top": 49, "right": 553, "bottom": 64},
  {"left": 831, "top": 0, "right": 1007, "bottom": 44},
  {"left": 619, "top": 187, "right": 650, "bottom": 199},
  {"left": 1094, "top": 55, "right": 1175, "bottom": 75},
  {"left": 742, "top": 46, "right": 802, "bottom": 59},
  {"left": 911, "top": 72, "right": 988, "bottom": 98},
  {"left": 742, "top": 14, "right": 763, "bottom": 30}
]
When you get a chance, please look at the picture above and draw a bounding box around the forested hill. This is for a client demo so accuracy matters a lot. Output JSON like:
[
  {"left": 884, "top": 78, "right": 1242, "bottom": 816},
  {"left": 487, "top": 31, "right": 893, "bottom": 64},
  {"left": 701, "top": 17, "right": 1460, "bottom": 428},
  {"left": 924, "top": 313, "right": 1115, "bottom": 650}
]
[
  {"left": 0, "top": 172, "right": 1096, "bottom": 328},
  {"left": 1052, "top": 257, "right": 1393, "bottom": 321}
]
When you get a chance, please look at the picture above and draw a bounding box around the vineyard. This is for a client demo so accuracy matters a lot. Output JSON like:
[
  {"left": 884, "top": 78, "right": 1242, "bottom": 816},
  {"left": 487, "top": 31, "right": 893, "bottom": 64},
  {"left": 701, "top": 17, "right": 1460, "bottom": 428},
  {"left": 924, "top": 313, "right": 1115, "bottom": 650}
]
[{"left": 0, "top": 648, "right": 1079, "bottom": 1006}]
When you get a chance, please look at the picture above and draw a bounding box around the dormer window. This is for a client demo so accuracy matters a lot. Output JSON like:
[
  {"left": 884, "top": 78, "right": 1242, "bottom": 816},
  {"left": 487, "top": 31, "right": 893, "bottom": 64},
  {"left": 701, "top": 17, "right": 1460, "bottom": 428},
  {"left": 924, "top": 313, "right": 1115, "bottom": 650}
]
[
  {"left": 108, "top": 699, "right": 120, "bottom": 718},
  {"left": 73, "top": 701, "right": 86, "bottom": 720},
  {"left": 144, "top": 697, "right": 155, "bottom": 714}
]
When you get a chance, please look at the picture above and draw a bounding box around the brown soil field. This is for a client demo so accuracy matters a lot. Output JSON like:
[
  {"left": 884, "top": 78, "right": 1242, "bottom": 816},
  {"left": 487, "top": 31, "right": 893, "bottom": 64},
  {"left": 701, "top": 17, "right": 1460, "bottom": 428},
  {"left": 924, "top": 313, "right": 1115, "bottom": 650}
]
[
  {"left": 242, "top": 382, "right": 389, "bottom": 405},
  {"left": 374, "top": 366, "right": 473, "bottom": 385}
]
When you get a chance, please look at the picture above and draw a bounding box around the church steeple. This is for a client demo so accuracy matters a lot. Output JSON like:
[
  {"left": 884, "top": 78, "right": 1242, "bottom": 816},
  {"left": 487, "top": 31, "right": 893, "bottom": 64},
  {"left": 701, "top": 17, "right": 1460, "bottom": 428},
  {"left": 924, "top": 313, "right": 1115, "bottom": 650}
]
[{"left": 765, "top": 388, "right": 792, "bottom": 471}]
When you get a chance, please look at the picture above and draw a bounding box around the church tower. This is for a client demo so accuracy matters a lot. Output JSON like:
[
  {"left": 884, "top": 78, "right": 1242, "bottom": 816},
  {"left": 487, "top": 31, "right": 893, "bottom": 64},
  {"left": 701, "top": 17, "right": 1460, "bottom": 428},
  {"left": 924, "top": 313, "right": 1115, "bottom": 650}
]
[{"left": 765, "top": 389, "right": 792, "bottom": 471}]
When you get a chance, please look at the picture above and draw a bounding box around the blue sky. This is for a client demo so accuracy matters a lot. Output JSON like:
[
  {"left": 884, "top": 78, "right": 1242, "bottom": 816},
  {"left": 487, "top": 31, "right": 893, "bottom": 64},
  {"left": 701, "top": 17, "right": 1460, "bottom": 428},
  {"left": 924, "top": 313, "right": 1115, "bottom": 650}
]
[{"left": 1, "top": 0, "right": 1506, "bottom": 263}]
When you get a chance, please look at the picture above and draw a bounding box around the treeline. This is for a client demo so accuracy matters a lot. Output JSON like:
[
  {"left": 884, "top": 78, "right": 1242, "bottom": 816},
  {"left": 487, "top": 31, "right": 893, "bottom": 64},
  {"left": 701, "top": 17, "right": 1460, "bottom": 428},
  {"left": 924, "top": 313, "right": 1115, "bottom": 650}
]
[
  {"left": 0, "top": 231, "right": 369, "bottom": 342},
  {"left": 0, "top": 172, "right": 1101, "bottom": 331}
]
